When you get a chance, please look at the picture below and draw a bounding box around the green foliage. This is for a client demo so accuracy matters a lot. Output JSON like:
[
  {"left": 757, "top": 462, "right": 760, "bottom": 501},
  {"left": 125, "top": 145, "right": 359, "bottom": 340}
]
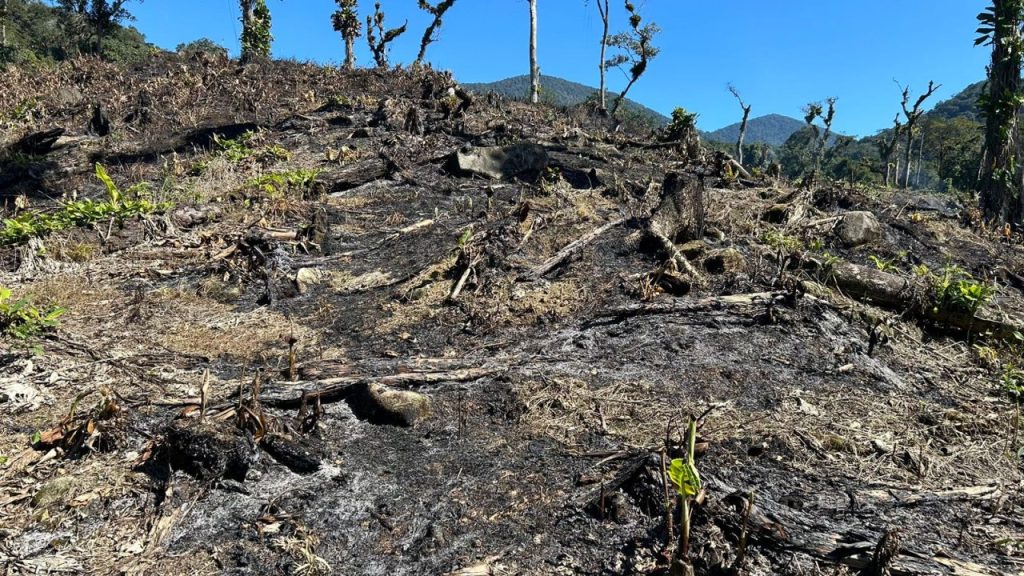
[
  {"left": 240, "top": 0, "right": 272, "bottom": 62},
  {"left": 1000, "top": 364, "right": 1024, "bottom": 397},
  {"left": 931, "top": 265, "right": 997, "bottom": 315},
  {"left": 1, "top": 0, "right": 149, "bottom": 63},
  {"left": 0, "top": 163, "right": 170, "bottom": 246},
  {"left": 245, "top": 169, "right": 320, "bottom": 198},
  {"left": 0, "top": 287, "right": 65, "bottom": 340},
  {"left": 607, "top": 1, "right": 660, "bottom": 117},
  {"left": 761, "top": 230, "right": 802, "bottom": 253},
  {"left": 176, "top": 37, "right": 228, "bottom": 58},
  {"left": 664, "top": 107, "right": 698, "bottom": 141},
  {"left": 868, "top": 255, "right": 898, "bottom": 272},
  {"left": 213, "top": 132, "right": 289, "bottom": 164}
]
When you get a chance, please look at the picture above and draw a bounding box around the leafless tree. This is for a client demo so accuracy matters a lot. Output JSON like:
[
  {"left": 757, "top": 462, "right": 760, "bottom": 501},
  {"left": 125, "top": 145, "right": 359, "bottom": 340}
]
[
  {"left": 415, "top": 0, "right": 456, "bottom": 65},
  {"left": 897, "top": 80, "right": 940, "bottom": 189},
  {"left": 728, "top": 84, "right": 752, "bottom": 166},
  {"left": 528, "top": 0, "right": 539, "bottom": 103},
  {"left": 366, "top": 1, "right": 407, "bottom": 68}
]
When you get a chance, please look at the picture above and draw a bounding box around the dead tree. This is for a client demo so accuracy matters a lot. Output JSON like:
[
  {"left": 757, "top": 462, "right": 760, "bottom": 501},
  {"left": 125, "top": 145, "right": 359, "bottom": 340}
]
[
  {"left": 331, "top": 0, "right": 361, "bottom": 69},
  {"left": 528, "top": 0, "right": 539, "bottom": 103},
  {"left": 592, "top": 0, "right": 611, "bottom": 112},
  {"left": 817, "top": 97, "right": 837, "bottom": 171},
  {"left": 728, "top": 84, "right": 752, "bottom": 166},
  {"left": 608, "top": 2, "right": 660, "bottom": 118},
  {"left": 366, "top": 1, "right": 407, "bottom": 68},
  {"left": 897, "top": 80, "right": 940, "bottom": 189},
  {"left": 414, "top": 0, "right": 456, "bottom": 65},
  {"left": 876, "top": 114, "right": 903, "bottom": 187}
]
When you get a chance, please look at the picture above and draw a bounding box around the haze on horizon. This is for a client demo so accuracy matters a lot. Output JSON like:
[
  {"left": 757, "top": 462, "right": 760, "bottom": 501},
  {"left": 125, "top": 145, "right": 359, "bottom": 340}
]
[{"left": 124, "top": 0, "right": 989, "bottom": 137}]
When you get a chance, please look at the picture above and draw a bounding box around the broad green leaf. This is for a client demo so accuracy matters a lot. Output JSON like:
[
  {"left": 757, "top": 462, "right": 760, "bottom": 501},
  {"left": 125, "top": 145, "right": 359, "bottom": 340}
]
[
  {"left": 669, "top": 457, "right": 702, "bottom": 498},
  {"left": 94, "top": 163, "right": 121, "bottom": 207}
]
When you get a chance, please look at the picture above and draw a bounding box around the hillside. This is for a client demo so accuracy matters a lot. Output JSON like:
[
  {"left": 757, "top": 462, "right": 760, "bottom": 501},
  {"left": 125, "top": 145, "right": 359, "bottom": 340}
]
[
  {"left": 0, "top": 56, "right": 1023, "bottom": 576},
  {"left": 704, "top": 113, "right": 808, "bottom": 147},
  {"left": 926, "top": 80, "right": 984, "bottom": 122},
  {"left": 464, "top": 74, "right": 669, "bottom": 127}
]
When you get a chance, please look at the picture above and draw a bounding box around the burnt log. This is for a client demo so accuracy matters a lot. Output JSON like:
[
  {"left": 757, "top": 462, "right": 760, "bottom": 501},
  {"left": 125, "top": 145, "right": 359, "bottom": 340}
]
[{"left": 817, "top": 261, "right": 1022, "bottom": 340}]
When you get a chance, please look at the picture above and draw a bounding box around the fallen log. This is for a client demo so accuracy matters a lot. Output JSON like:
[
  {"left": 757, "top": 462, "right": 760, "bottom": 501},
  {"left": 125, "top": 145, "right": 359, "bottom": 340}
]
[
  {"left": 257, "top": 367, "right": 497, "bottom": 408},
  {"left": 595, "top": 291, "right": 786, "bottom": 321},
  {"left": 709, "top": 479, "right": 1008, "bottom": 576},
  {"left": 819, "top": 261, "right": 1024, "bottom": 340},
  {"left": 323, "top": 158, "right": 389, "bottom": 193}
]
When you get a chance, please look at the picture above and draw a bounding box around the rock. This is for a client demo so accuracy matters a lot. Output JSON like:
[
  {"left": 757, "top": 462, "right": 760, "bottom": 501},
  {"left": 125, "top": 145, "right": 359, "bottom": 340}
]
[
  {"left": 346, "top": 383, "right": 433, "bottom": 427},
  {"left": 450, "top": 143, "right": 549, "bottom": 181},
  {"left": 703, "top": 248, "right": 747, "bottom": 274},
  {"left": 54, "top": 87, "right": 84, "bottom": 108},
  {"left": 678, "top": 240, "right": 707, "bottom": 260},
  {"left": 32, "top": 476, "right": 76, "bottom": 508},
  {"left": 163, "top": 420, "right": 258, "bottom": 481},
  {"left": 87, "top": 104, "right": 111, "bottom": 137},
  {"left": 295, "top": 268, "right": 324, "bottom": 294},
  {"left": 838, "top": 211, "right": 882, "bottom": 247}
]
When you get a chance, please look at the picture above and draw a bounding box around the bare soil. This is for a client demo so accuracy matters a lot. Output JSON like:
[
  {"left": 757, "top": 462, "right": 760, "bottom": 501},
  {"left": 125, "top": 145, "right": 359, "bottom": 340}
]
[{"left": 1, "top": 56, "right": 1023, "bottom": 576}]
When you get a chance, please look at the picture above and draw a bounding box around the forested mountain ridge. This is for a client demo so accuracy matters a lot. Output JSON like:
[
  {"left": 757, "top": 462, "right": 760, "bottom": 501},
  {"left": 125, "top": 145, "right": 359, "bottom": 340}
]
[
  {"left": 704, "top": 113, "right": 808, "bottom": 147},
  {"left": 464, "top": 74, "right": 670, "bottom": 127}
]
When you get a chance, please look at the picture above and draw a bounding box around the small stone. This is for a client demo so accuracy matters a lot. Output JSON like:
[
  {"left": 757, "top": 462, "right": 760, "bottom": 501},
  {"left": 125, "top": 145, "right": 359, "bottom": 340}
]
[
  {"left": 32, "top": 476, "right": 76, "bottom": 508},
  {"left": 703, "top": 248, "right": 747, "bottom": 274},
  {"left": 678, "top": 240, "right": 706, "bottom": 259},
  {"left": 838, "top": 211, "right": 882, "bottom": 247},
  {"left": 346, "top": 383, "right": 433, "bottom": 427},
  {"left": 295, "top": 268, "right": 324, "bottom": 294}
]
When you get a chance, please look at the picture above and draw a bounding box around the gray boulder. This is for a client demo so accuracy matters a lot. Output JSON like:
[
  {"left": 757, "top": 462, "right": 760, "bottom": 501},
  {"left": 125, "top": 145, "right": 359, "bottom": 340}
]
[
  {"left": 451, "top": 143, "right": 548, "bottom": 180},
  {"left": 838, "top": 211, "right": 882, "bottom": 247}
]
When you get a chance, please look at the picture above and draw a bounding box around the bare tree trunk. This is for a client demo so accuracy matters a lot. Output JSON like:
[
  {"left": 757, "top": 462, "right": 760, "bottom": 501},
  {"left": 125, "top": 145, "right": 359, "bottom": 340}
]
[
  {"left": 894, "top": 142, "right": 901, "bottom": 186},
  {"left": 1, "top": 0, "right": 8, "bottom": 49},
  {"left": 597, "top": 0, "right": 609, "bottom": 112},
  {"left": 736, "top": 108, "right": 750, "bottom": 165},
  {"left": 240, "top": 0, "right": 255, "bottom": 63},
  {"left": 529, "top": 0, "right": 539, "bottom": 104},
  {"left": 903, "top": 132, "right": 914, "bottom": 189},
  {"left": 915, "top": 131, "right": 925, "bottom": 187},
  {"left": 344, "top": 36, "right": 355, "bottom": 68}
]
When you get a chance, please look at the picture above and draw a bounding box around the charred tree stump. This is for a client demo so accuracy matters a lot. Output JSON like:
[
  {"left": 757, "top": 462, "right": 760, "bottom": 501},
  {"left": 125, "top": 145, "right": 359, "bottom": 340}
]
[{"left": 646, "top": 172, "right": 705, "bottom": 278}]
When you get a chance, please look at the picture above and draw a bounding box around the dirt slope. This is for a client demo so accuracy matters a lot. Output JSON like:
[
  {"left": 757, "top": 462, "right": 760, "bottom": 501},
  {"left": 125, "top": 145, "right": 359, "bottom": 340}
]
[{"left": 0, "top": 56, "right": 1023, "bottom": 576}]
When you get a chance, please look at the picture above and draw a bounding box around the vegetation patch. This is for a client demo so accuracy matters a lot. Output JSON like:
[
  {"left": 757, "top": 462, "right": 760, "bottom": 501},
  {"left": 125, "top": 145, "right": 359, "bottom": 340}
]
[
  {"left": 0, "top": 164, "right": 171, "bottom": 246},
  {"left": 0, "top": 287, "right": 65, "bottom": 340}
]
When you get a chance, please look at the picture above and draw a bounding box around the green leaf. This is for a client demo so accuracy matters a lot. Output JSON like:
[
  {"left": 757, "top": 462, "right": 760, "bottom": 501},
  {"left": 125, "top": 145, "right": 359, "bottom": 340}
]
[
  {"left": 668, "top": 457, "right": 702, "bottom": 498},
  {"left": 30, "top": 430, "right": 41, "bottom": 445},
  {"left": 94, "top": 163, "right": 121, "bottom": 207}
]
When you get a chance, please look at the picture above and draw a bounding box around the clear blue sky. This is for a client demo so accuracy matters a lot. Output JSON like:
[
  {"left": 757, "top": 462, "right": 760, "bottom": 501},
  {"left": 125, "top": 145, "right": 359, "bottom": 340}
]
[{"left": 125, "top": 0, "right": 991, "bottom": 137}]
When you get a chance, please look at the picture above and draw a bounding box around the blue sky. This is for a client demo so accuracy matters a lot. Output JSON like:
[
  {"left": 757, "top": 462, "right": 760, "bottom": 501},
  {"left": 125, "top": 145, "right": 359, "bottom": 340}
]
[{"left": 127, "top": 0, "right": 990, "bottom": 137}]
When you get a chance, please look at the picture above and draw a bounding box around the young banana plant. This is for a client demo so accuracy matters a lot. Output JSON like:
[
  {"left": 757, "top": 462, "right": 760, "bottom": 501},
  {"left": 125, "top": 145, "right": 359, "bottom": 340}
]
[{"left": 669, "top": 416, "right": 704, "bottom": 569}]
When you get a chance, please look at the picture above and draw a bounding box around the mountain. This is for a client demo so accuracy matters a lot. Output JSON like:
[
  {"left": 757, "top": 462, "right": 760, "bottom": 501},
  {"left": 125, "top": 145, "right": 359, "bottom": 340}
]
[
  {"left": 463, "top": 74, "right": 669, "bottom": 127},
  {"left": 926, "top": 80, "right": 984, "bottom": 122},
  {"left": 704, "top": 113, "right": 810, "bottom": 147}
]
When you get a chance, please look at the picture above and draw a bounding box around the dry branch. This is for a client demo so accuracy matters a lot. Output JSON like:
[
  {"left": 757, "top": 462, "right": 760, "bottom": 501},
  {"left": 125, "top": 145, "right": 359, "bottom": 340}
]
[
  {"left": 530, "top": 217, "right": 626, "bottom": 277},
  {"left": 257, "top": 367, "right": 497, "bottom": 408}
]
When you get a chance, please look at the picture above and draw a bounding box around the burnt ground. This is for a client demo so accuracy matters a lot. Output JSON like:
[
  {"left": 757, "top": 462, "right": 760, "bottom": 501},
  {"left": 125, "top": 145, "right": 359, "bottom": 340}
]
[{"left": 0, "top": 56, "right": 1023, "bottom": 575}]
